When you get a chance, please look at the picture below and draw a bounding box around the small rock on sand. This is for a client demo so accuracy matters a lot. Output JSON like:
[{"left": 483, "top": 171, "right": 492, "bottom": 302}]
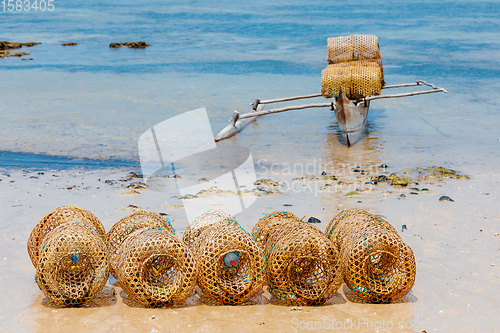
[
  {"left": 307, "top": 217, "right": 321, "bottom": 223},
  {"left": 439, "top": 195, "right": 454, "bottom": 202}
]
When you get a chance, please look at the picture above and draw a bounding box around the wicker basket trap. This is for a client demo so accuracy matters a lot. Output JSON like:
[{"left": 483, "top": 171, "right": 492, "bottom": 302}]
[
  {"left": 327, "top": 35, "right": 381, "bottom": 64},
  {"left": 27, "top": 206, "right": 106, "bottom": 268},
  {"left": 191, "top": 219, "right": 265, "bottom": 305},
  {"left": 116, "top": 227, "right": 197, "bottom": 307},
  {"left": 324, "top": 209, "right": 397, "bottom": 252},
  {"left": 321, "top": 60, "right": 384, "bottom": 99},
  {"left": 264, "top": 221, "right": 343, "bottom": 305},
  {"left": 251, "top": 211, "right": 300, "bottom": 250},
  {"left": 324, "top": 209, "right": 416, "bottom": 303},
  {"left": 182, "top": 211, "right": 232, "bottom": 248},
  {"left": 106, "top": 211, "right": 176, "bottom": 279},
  {"left": 35, "top": 221, "right": 109, "bottom": 306}
]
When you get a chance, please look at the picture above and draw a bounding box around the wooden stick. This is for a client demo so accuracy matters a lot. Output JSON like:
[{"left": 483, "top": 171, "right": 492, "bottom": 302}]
[
  {"left": 257, "top": 93, "right": 323, "bottom": 105},
  {"left": 417, "top": 80, "right": 448, "bottom": 92},
  {"left": 382, "top": 82, "right": 420, "bottom": 89},
  {"left": 239, "top": 102, "right": 332, "bottom": 119},
  {"left": 363, "top": 88, "right": 447, "bottom": 103},
  {"left": 230, "top": 110, "right": 240, "bottom": 126}
]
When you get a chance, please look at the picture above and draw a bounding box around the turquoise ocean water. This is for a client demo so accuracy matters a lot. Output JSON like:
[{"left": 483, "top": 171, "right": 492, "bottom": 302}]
[{"left": 0, "top": 0, "right": 498, "bottom": 171}]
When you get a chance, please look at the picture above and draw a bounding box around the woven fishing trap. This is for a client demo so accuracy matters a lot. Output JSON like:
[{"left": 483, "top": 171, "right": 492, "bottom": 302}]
[
  {"left": 35, "top": 221, "right": 109, "bottom": 306},
  {"left": 106, "top": 211, "right": 176, "bottom": 279},
  {"left": 264, "top": 221, "right": 343, "bottom": 306},
  {"left": 191, "top": 219, "right": 265, "bottom": 305},
  {"left": 116, "top": 227, "right": 197, "bottom": 307},
  {"left": 251, "top": 211, "right": 300, "bottom": 250},
  {"left": 324, "top": 209, "right": 416, "bottom": 303},
  {"left": 182, "top": 210, "right": 232, "bottom": 247},
  {"left": 327, "top": 35, "right": 381, "bottom": 64},
  {"left": 324, "top": 208, "right": 397, "bottom": 252},
  {"left": 321, "top": 60, "right": 384, "bottom": 99},
  {"left": 27, "top": 206, "right": 106, "bottom": 268}
]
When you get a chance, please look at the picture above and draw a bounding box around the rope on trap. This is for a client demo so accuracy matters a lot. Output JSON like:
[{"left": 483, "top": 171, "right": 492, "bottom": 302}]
[
  {"left": 190, "top": 218, "right": 266, "bottom": 305},
  {"left": 263, "top": 220, "right": 343, "bottom": 306},
  {"left": 324, "top": 209, "right": 416, "bottom": 304},
  {"left": 106, "top": 211, "right": 177, "bottom": 279},
  {"left": 34, "top": 221, "right": 109, "bottom": 306},
  {"left": 115, "top": 227, "right": 197, "bottom": 307},
  {"left": 27, "top": 205, "right": 106, "bottom": 269}
]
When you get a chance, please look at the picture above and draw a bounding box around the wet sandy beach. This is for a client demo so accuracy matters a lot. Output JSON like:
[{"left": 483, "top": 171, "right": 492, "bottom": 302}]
[{"left": 0, "top": 163, "right": 498, "bottom": 332}]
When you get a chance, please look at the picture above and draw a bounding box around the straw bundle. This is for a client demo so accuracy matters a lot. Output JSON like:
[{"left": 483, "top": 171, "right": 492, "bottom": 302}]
[
  {"left": 327, "top": 35, "right": 381, "bottom": 64},
  {"left": 106, "top": 211, "right": 176, "bottom": 279},
  {"left": 324, "top": 209, "right": 416, "bottom": 303},
  {"left": 191, "top": 219, "right": 265, "bottom": 305},
  {"left": 264, "top": 221, "right": 343, "bottom": 305},
  {"left": 27, "top": 206, "right": 106, "bottom": 268},
  {"left": 321, "top": 60, "right": 384, "bottom": 99},
  {"left": 35, "top": 221, "right": 109, "bottom": 306},
  {"left": 116, "top": 227, "right": 197, "bottom": 307}
]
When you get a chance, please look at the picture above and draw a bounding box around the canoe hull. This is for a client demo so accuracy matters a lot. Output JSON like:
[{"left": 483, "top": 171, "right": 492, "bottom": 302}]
[
  {"left": 214, "top": 104, "right": 265, "bottom": 142},
  {"left": 333, "top": 90, "right": 370, "bottom": 146}
]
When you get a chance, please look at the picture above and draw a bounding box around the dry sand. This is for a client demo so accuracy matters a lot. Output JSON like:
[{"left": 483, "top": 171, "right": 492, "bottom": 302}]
[{"left": 0, "top": 165, "right": 498, "bottom": 332}]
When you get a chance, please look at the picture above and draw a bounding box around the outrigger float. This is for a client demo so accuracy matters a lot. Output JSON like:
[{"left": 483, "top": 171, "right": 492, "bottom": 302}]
[{"left": 215, "top": 35, "right": 447, "bottom": 146}]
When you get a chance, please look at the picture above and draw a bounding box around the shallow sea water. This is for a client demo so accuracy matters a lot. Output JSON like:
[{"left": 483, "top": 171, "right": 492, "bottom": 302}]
[{"left": 0, "top": 0, "right": 498, "bottom": 172}]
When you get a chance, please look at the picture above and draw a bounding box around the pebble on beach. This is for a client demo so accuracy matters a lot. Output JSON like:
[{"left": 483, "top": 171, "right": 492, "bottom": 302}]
[
  {"left": 439, "top": 195, "right": 454, "bottom": 202},
  {"left": 307, "top": 217, "right": 321, "bottom": 223}
]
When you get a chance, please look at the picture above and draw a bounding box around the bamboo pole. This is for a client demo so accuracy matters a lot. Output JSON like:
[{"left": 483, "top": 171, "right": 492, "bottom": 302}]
[
  {"left": 363, "top": 87, "right": 447, "bottom": 102},
  {"left": 257, "top": 93, "right": 323, "bottom": 105},
  {"left": 382, "top": 82, "right": 420, "bottom": 89},
  {"left": 239, "top": 102, "right": 332, "bottom": 119}
]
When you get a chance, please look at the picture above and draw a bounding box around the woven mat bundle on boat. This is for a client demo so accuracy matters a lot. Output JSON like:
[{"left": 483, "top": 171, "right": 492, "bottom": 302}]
[
  {"left": 327, "top": 35, "right": 381, "bottom": 64},
  {"left": 264, "top": 221, "right": 343, "bottom": 305},
  {"left": 250, "top": 211, "right": 301, "bottom": 250},
  {"left": 27, "top": 206, "right": 106, "bottom": 268},
  {"left": 182, "top": 211, "right": 232, "bottom": 247},
  {"left": 324, "top": 209, "right": 416, "bottom": 303},
  {"left": 191, "top": 219, "right": 265, "bottom": 305},
  {"left": 106, "top": 211, "right": 177, "bottom": 279},
  {"left": 321, "top": 60, "right": 384, "bottom": 99},
  {"left": 34, "top": 221, "right": 109, "bottom": 306},
  {"left": 116, "top": 227, "right": 197, "bottom": 307}
]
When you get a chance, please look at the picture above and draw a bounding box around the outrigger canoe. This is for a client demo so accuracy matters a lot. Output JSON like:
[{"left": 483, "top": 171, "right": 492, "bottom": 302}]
[{"left": 215, "top": 80, "right": 447, "bottom": 146}]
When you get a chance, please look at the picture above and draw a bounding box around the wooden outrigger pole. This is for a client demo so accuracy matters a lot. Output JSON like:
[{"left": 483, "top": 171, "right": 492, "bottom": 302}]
[{"left": 214, "top": 80, "right": 447, "bottom": 145}]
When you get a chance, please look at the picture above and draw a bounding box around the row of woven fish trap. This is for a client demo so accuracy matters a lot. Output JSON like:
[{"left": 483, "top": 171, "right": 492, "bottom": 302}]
[
  {"left": 27, "top": 206, "right": 416, "bottom": 307},
  {"left": 321, "top": 34, "right": 385, "bottom": 99}
]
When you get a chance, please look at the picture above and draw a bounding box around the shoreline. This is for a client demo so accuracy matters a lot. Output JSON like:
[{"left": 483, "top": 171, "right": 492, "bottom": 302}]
[{"left": 0, "top": 150, "right": 139, "bottom": 171}]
